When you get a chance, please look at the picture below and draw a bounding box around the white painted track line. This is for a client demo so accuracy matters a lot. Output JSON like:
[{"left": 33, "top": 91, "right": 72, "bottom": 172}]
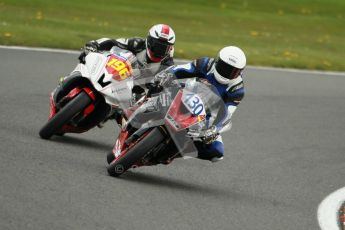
[
  {"left": 0, "top": 45, "right": 80, "bottom": 54},
  {"left": 1, "top": 45, "right": 344, "bottom": 76},
  {"left": 318, "top": 187, "right": 345, "bottom": 230}
]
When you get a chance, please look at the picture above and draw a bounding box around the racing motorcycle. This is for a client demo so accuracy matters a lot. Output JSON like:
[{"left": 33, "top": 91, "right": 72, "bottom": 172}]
[
  {"left": 106, "top": 77, "right": 226, "bottom": 177},
  {"left": 39, "top": 46, "right": 161, "bottom": 139}
]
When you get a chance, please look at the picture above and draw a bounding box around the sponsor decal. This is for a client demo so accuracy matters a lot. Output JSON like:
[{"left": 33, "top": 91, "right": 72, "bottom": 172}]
[
  {"left": 166, "top": 114, "right": 180, "bottom": 129},
  {"left": 197, "top": 114, "right": 206, "bottom": 122},
  {"left": 91, "top": 56, "right": 102, "bottom": 75},
  {"left": 206, "top": 58, "right": 215, "bottom": 71},
  {"left": 230, "top": 82, "right": 244, "bottom": 92},
  {"left": 229, "top": 58, "right": 237, "bottom": 63},
  {"left": 112, "top": 86, "right": 127, "bottom": 93}
]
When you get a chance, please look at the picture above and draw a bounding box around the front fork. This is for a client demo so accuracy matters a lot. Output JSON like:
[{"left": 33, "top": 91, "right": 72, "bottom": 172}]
[{"left": 49, "top": 87, "right": 96, "bottom": 119}]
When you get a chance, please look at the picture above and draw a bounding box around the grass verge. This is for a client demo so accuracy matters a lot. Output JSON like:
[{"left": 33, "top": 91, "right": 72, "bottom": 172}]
[{"left": 0, "top": 0, "right": 344, "bottom": 71}]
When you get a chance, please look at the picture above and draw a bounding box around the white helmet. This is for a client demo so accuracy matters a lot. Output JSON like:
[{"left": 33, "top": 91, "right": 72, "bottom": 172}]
[
  {"left": 214, "top": 46, "right": 246, "bottom": 84},
  {"left": 146, "top": 24, "right": 175, "bottom": 62}
]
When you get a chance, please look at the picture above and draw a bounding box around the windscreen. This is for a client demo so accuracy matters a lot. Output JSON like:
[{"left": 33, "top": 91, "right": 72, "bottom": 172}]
[{"left": 107, "top": 46, "right": 170, "bottom": 109}]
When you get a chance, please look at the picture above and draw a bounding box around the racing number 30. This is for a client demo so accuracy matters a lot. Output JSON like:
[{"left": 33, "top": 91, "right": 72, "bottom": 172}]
[
  {"left": 184, "top": 93, "right": 204, "bottom": 115},
  {"left": 106, "top": 57, "right": 130, "bottom": 80}
]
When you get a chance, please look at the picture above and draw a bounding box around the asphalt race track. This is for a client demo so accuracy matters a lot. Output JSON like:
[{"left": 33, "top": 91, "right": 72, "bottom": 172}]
[{"left": 1, "top": 47, "right": 345, "bottom": 230}]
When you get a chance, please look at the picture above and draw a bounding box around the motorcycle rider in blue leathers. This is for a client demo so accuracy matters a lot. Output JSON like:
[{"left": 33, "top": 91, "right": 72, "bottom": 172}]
[{"left": 154, "top": 46, "right": 246, "bottom": 162}]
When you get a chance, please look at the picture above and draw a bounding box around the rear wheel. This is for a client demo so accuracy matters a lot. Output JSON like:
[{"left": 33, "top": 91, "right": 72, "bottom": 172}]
[
  {"left": 39, "top": 91, "right": 92, "bottom": 139},
  {"left": 107, "top": 128, "right": 166, "bottom": 177}
]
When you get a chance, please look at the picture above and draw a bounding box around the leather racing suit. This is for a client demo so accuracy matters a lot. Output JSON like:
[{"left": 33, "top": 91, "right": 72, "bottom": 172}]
[{"left": 169, "top": 57, "right": 245, "bottom": 161}]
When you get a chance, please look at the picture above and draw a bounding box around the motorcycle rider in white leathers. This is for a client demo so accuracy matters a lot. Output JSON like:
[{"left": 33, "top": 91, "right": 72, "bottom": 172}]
[
  {"left": 78, "top": 23, "right": 175, "bottom": 101},
  {"left": 78, "top": 24, "right": 175, "bottom": 67},
  {"left": 153, "top": 46, "right": 246, "bottom": 162},
  {"left": 55, "top": 24, "right": 176, "bottom": 124}
]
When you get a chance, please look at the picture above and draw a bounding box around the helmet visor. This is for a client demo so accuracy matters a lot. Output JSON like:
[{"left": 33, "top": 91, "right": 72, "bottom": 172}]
[
  {"left": 215, "top": 58, "right": 242, "bottom": 80},
  {"left": 147, "top": 36, "right": 172, "bottom": 58}
]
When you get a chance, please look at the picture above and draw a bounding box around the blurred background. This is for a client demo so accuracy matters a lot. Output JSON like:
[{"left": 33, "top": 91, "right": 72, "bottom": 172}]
[{"left": 0, "top": 0, "right": 344, "bottom": 71}]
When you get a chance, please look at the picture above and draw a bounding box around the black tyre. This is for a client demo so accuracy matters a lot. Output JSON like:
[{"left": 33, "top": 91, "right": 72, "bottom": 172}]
[
  {"left": 39, "top": 91, "right": 92, "bottom": 139},
  {"left": 107, "top": 152, "right": 115, "bottom": 164},
  {"left": 107, "top": 128, "right": 165, "bottom": 177}
]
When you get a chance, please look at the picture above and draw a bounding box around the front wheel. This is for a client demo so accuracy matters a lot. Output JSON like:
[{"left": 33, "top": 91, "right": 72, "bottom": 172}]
[
  {"left": 107, "top": 128, "right": 166, "bottom": 177},
  {"left": 107, "top": 152, "right": 115, "bottom": 164},
  {"left": 39, "top": 91, "right": 92, "bottom": 139}
]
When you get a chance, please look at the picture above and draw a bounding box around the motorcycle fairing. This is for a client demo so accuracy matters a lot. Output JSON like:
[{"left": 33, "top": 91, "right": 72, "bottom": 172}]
[{"left": 165, "top": 90, "right": 206, "bottom": 131}]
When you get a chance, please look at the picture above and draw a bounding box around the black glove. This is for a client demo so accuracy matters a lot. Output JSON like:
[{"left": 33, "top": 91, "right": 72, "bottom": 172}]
[
  {"left": 187, "top": 125, "right": 219, "bottom": 144},
  {"left": 131, "top": 85, "right": 146, "bottom": 104},
  {"left": 85, "top": 40, "right": 100, "bottom": 52},
  {"left": 201, "top": 126, "right": 219, "bottom": 144},
  {"left": 153, "top": 70, "right": 174, "bottom": 87},
  {"left": 78, "top": 40, "right": 100, "bottom": 63},
  {"left": 146, "top": 81, "right": 163, "bottom": 97}
]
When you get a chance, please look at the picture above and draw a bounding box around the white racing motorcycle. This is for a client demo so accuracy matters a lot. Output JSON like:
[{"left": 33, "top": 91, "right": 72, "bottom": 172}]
[{"left": 39, "top": 47, "right": 162, "bottom": 139}]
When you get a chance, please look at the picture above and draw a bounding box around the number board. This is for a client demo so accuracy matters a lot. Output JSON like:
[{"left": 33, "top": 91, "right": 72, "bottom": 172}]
[
  {"left": 182, "top": 90, "right": 206, "bottom": 116},
  {"left": 105, "top": 55, "right": 133, "bottom": 81}
]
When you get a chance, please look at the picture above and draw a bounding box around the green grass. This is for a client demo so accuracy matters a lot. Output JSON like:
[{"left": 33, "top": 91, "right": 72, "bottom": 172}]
[{"left": 1, "top": 0, "right": 344, "bottom": 71}]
